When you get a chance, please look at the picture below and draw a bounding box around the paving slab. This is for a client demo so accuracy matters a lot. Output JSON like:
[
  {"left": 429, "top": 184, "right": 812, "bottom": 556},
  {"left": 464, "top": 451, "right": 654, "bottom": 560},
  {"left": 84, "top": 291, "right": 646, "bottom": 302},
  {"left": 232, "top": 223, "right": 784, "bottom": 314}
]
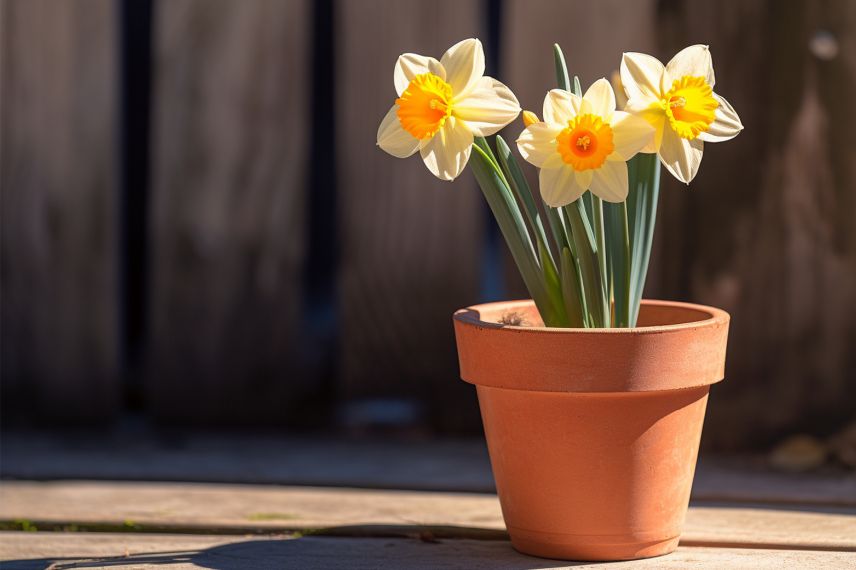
[{"left": 2, "top": 533, "right": 855, "bottom": 570}]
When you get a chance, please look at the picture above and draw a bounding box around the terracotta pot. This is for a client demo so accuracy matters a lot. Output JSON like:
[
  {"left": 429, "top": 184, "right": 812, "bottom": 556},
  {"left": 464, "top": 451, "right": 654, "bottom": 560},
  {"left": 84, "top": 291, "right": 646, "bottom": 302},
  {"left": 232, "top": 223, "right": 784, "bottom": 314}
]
[{"left": 453, "top": 299, "right": 730, "bottom": 561}]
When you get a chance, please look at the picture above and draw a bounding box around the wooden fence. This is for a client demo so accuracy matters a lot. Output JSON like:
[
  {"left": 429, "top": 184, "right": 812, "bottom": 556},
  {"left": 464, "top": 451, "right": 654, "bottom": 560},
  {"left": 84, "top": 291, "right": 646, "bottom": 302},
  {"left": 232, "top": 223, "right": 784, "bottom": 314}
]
[{"left": 2, "top": 0, "right": 854, "bottom": 449}]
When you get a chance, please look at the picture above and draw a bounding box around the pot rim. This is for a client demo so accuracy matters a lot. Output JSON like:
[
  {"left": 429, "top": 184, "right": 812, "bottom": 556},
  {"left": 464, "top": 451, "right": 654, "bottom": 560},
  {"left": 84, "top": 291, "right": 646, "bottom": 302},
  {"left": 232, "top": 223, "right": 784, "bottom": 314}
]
[
  {"left": 453, "top": 299, "right": 731, "bottom": 392},
  {"left": 453, "top": 298, "right": 729, "bottom": 334}
]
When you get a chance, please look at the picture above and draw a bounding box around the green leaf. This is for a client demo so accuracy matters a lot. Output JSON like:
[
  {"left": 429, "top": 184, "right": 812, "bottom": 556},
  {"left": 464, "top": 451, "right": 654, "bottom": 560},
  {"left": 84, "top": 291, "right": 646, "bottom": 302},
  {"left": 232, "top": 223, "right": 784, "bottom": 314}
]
[
  {"left": 590, "top": 195, "right": 610, "bottom": 327},
  {"left": 473, "top": 136, "right": 501, "bottom": 171},
  {"left": 626, "top": 153, "right": 661, "bottom": 326},
  {"left": 560, "top": 247, "right": 585, "bottom": 327},
  {"left": 469, "top": 140, "right": 564, "bottom": 326},
  {"left": 495, "top": 135, "right": 554, "bottom": 266},
  {"left": 553, "top": 44, "right": 571, "bottom": 91},
  {"left": 563, "top": 202, "right": 601, "bottom": 328},
  {"left": 544, "top": 205, "right": 568, "bottom": 257},
  {"left": 604, "top": 200, "right": 631, "bottom": 327},
  {"left": 573, "top": 75, "right": 583, "bottom": 97},
  {"left": 538, "top": 237, "right": 569, "bottom": 327}
]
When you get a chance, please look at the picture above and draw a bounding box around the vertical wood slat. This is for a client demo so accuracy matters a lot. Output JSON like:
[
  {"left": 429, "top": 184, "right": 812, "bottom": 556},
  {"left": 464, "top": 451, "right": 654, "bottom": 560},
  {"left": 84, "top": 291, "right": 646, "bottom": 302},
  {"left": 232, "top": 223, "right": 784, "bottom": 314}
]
[
  {"left": 653, "top": 0, "right": 856, "bottom": 449},
  {"left": 336, "top": 0, "right": 485, "bottom": 431},
  {"left": 148, "top": 0, "right": 311, "bottom": 423},
  {"left": 0, "top": 0, "right": 119, "bottom": 422}
]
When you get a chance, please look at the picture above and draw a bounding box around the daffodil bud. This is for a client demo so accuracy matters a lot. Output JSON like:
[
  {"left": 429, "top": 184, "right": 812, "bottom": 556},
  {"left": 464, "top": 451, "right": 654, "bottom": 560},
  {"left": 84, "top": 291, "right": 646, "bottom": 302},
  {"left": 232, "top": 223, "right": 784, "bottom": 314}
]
[{"left": 522, "top": 110, "right": 540, "bottom": 128}]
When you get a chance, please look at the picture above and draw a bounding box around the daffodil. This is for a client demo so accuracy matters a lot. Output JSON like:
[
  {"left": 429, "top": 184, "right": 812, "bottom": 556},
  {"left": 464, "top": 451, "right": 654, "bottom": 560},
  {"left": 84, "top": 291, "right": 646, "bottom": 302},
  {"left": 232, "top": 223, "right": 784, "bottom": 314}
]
[
  {"left": 516, "top": 79, "right": 654, "bottom": 206},
  {"left": 620, "top": 45, "right": 743, "bottom": 184},
  {"left": 376, "top": 38, "right": 520, "bottom": 181}
]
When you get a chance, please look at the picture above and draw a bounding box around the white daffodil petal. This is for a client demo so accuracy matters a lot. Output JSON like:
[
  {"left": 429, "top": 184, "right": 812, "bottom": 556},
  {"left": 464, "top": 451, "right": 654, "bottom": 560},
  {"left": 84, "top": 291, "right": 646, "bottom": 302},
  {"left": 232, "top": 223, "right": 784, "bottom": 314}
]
[
  {"left": 377, "top": 105, "right": 420, "bottom": 158},
  {"left": 453, "top": 76, "right": 520, "bottom": 137},
  {"left": 440, "top": 38, "right": 485, "bottom": 97},
  {"left": 393, "top": 54, "right": 445, "bottom": 96},
  {"left": 543, "top": 89, "right": 581, "bottom": 126},
  {"left": 621, "top": 52, "right": 665, "bottom": 101},
  {"left": 583, "top": 78, "right": 616, "bottom": 120},
  {"left": 659, "top": 127, "right": 704, "bottom": 184},
  {"left": 699, "top": 93, "right": 743, "bottom": 143},
  {"left": 516, "top": 123, "right": 562, "bottom": 167},
  {"left": 666, "top": 44, "right": 714, "bottom": 87},
  {"left": 610, "top": 111, "right": 656, "bottom": 160},
  {"left": 625, "top": 98, "right": 667, "bottom": 152},
  {"left": 539, "top": 164, "right": 586, "bottom": 207},
  {"left": 419, "top": 116, "right": 473, "bottom": 181},
  {"left": 574, "top": 169, "right": 593, "bottom": 191},
  {"left": 590, "top": 161, "right": 629, "bottom": 203}
]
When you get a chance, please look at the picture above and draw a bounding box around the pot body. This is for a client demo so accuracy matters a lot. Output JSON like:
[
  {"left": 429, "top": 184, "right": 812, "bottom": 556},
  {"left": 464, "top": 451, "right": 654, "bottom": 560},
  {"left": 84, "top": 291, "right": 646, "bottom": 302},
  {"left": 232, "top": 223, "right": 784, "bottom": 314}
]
[{"left": 453, "top": 300, "right": 730, "bottom": 561}]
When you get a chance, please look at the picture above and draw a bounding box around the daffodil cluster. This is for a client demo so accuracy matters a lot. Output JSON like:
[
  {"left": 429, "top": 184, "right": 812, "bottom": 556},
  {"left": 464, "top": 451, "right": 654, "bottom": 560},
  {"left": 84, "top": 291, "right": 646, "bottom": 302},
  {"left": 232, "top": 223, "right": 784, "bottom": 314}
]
[{"left": 377, "top": 39, "right": 742, "bottom": 328}]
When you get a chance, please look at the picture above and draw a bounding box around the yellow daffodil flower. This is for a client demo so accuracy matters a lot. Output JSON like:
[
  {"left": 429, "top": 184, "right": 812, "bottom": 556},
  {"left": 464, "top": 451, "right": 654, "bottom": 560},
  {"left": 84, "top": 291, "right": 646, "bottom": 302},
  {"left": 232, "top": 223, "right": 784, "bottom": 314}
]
[
  {"left": 376, "top": 38, "right": 521, "bottom": 181},
  {"left": 620, "top": 45, "right": 743, "bottom": 184},
  {"left": 516, "top": 79, "right": 654, "bottom": 206}
]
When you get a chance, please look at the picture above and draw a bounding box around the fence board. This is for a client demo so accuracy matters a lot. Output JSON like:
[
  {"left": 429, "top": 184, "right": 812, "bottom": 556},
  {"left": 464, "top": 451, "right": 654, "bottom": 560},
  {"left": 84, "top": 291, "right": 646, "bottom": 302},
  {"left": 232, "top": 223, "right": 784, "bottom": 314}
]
[
  {"left": 0, "top": 0, "right": 119, "bottom": 422},
  {"left": 336, "top": 0, "right": 486, "bottom": 431},
  {"left": 651, "top": 0, "right": 856, "bottom": 449},
  {"left": 148, "top": 0, "right": 311, "bottom": 423}
]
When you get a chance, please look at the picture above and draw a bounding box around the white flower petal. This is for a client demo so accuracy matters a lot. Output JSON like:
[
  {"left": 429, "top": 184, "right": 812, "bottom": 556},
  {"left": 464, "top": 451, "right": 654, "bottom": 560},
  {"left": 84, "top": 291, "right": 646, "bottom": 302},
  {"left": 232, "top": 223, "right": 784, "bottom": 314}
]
[
  {"left": 539, "top": 164, "right": 587, "bottom": 207},
  {"left": 621, "top": 52, "right": 665, "bottom": 101},
  {"left": 516, "top": 123, "right": 562, "bottom": 167},
  {"left": 590, "top": 161, "right": 629, "bottom": 203},
  {"left": 659, "top": 126, "right": 704, "bottom": 184},
  {"left": 610, "top": 111, "right": 656, "bottom": 160},
  {"left": 419, "top": 116, "right": 473, "bottom": 181},
  {"left": 666, "top": 44, "right": 715, "bottom": 87},
  {"left": 583, "top": 78, "right": 616, "bottom": 120},
  {"left": 376, "top": 105, "right": 420, "bottom": 158},
  {"left": 440, "top": 38, "right": 484, "bottom": 96},
  {"left": 453, "top": 76, "right": 520, "bottom": 137},
  {"left": 393, "top": 54, "right": 445, "bottom": 96},
  {"left": 543, "top": 89, "right": 581, "bottom": 126},
  {"left": 574, "top": 170, "right": 593, "bottom": 195},
  {"left": 698, "top": 93, "right": 743, "bottom": 143},
  {"left": 625, "top": 99, "right": 667, "bottom": 152}
]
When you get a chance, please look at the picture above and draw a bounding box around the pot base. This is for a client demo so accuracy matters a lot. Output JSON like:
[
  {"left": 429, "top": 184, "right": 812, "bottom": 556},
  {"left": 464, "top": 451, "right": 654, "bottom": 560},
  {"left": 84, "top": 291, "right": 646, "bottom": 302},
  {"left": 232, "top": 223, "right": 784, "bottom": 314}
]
[{"left": 509, "top": 530, "right": 679, "bottom": 561}]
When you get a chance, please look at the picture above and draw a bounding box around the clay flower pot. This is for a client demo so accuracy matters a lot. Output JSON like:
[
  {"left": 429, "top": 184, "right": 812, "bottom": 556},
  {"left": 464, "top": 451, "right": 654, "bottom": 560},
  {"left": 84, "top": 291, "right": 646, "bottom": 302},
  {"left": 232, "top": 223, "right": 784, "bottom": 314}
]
[{"left": 453, "top": 299, "right": 730, "bottom": 561}]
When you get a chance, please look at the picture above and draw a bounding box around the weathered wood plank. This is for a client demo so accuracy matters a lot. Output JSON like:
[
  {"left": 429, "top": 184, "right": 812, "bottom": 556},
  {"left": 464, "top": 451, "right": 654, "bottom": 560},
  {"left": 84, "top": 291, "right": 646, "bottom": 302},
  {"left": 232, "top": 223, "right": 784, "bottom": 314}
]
[
  {"left": 1, "top": 534, "right": 854, "bottom": 570},
  {"left": 336, "top": 0, "right": 487, "bottom": 432},
  {"left": 2, "top": 482, "right": 853, "bottom": 550},
  {"left": 648, "top": 0, "right": 856, "bottom": 449},
  {"left": 148, "top": 0, "right": 311, "bottom": 423},
  {"left": 0, "top": 0, "right": 119, "bottom": 422},
  {"left": 3, "top": 434, "right": 854, "bottom": 505}
]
